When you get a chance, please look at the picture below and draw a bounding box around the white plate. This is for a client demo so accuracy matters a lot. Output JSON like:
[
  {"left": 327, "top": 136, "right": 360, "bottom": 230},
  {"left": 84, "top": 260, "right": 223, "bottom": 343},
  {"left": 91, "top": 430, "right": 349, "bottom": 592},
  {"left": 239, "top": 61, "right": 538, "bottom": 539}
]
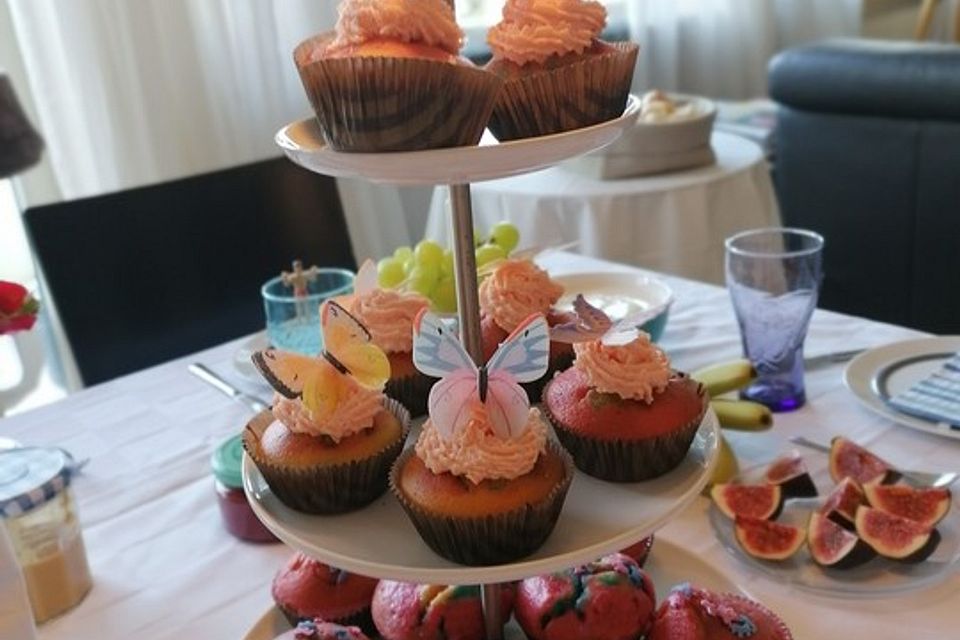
[
  {"left": 844, "top": 336, "right": 960, "bottom": 441},
  {"left": 710, "top": 456, "right": 960, "bottom": 597},
  {"left": 552, "top": 272, "right": 673, "bottom": 320},
  {"left": 275, "top": 96, "right": 641, "bottom": 186},
  {"left": 242, "top": 538, "right": 745, "bottom": 640},
  {"left": 233, "top": 333, "right": 271, "bottom": 383},
  {"left": 243, "top": 410, "right": 719, "bottom": 585}
]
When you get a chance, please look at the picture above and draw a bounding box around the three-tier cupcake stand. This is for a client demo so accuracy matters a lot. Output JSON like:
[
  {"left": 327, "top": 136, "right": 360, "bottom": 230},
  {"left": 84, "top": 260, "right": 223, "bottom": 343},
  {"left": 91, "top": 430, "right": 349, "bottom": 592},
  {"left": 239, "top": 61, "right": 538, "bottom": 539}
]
[{"left": 244, "top": 94, "right": 720, "bottom": 639}]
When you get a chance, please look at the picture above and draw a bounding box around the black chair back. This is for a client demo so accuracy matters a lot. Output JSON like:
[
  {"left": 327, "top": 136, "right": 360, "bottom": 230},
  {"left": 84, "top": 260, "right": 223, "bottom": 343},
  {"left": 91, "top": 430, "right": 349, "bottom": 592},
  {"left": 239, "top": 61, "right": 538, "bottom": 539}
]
[{"left": 24, "top": 157, "right": 355, "bottom": 386}]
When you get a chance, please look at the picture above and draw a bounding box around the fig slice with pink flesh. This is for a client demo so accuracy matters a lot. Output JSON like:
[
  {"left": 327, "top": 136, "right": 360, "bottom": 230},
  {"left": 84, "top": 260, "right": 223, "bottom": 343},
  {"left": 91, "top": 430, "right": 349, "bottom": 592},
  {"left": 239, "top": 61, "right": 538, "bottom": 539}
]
[
  {"left": 734, "top": 516, "right": 805, "bottom": 561},
  {"left": 764, "top": 451, "right": 818, "bottom": 499},
  {"left": 829, "top": 437, "right": 897, "bottom": 486},
  {"left": 863, "top": 484, "right": 951, "bottom": 529},
  {"left": 807, "top": 511, "right": 875, "bottom": 569},
  {"left": 855, "top": 506, "right": 941, "bottom": 563},
  {"left": 711, "top": 483, "right": 783, "bottom": 520},
  {"left": 819, "top": 477, "right": 865, "bottom": 531}
]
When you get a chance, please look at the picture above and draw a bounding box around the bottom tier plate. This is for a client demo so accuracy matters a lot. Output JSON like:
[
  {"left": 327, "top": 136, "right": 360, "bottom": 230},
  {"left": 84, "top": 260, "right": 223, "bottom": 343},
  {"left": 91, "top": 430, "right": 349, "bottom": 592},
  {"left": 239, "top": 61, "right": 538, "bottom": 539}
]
[
  {"left": 243, "top": 538, "right": 744, "bottom": 640},
  {"left": 242, "top": 410, "right": 719, "bottom": 585}
]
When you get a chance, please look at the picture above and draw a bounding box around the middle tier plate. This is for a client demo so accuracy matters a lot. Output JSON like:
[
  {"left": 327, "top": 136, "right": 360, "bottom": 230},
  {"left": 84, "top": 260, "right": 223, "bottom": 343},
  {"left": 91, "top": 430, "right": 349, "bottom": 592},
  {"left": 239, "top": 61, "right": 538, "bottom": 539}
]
[
  {"left": 242, "top": 407, "right": 719, "bottom": 584},
  {"left": 275, "top": 95, "right": 641, "bottom": 186}
]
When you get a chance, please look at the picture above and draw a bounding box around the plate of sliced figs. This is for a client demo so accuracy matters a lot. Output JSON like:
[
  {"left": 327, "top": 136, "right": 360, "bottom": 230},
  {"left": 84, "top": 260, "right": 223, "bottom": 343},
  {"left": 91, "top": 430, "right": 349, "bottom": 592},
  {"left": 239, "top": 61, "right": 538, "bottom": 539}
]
[{"left": 708, "top": 437, "right": 959, "bottom": 597}]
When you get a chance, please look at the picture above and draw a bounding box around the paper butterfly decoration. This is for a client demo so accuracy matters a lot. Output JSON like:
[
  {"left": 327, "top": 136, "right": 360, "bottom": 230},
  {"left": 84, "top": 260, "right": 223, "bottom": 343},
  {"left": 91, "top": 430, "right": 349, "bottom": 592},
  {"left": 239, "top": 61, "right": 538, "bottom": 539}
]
[
  {"left": 252, "top": 300, "right": 390, "bottom": 419},
  {"left": 413, "top": 310, "right": 549, "bottom": 440},
  {"left": 551, "top": 294, "right": 659, "bottom": 347},
  {"left": 353, "top": 259, "right": 378, "bottom": 297}
]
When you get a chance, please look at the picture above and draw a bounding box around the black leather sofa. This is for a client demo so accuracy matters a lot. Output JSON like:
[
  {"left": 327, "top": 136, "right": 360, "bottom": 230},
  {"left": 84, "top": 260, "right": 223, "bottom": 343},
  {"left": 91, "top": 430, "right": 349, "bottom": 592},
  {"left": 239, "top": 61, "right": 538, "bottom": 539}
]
[{"left": 769, "top": 39, "right": 960, "bottom": 334}]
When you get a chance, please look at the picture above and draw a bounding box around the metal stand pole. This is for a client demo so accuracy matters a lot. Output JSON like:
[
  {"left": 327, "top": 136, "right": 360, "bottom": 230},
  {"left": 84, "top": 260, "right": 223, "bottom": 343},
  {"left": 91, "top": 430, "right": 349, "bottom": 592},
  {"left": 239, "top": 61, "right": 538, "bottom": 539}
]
[
  {"left": 448, "top": 184, "right": 483, "bottom": 363},
  {"left": 447, "top": 183, "right": 503, "bottom": 640}
]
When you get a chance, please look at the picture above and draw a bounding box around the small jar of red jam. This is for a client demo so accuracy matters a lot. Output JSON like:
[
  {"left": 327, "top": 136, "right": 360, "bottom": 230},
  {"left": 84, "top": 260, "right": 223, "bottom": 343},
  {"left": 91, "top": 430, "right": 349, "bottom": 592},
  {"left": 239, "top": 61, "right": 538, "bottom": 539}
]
[{"left": 211, "top": 435, "right": 278, "bottom": 543}]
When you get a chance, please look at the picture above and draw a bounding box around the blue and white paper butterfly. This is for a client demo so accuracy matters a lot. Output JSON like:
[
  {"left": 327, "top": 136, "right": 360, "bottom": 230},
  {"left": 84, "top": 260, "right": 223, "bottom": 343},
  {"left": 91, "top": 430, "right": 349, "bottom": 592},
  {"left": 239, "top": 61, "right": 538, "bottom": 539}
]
[{"left": 413, "top": 310, "right": 549, "bottom": 440}]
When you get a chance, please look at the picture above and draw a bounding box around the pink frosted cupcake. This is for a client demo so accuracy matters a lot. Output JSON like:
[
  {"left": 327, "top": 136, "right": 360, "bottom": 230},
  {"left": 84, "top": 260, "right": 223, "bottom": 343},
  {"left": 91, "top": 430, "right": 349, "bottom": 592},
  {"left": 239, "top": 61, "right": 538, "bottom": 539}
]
[
  {"left": 479, "top": 258, "right": 575, "bottom": 402},
  {"left": 294, "top": 0, "right": 501, "bottom": 151},
  {"left": 348, "top": 264, "right": 434, "bottom": 416},
  {"left": 390, "top": 311, "right": 574, "bottom": 565},
  {"left": 274, "top": 620, "right": 370, "bottom": 640},
  {"left": 485, "top": 0, "right": 639, "bottom": 141},
  {"left": 648, "top": 584, "right": 793, "bottom": 640},
  {"left": 515, "top": 553, "right": 657, "bottom": 640},
  {"left": 543, "top": 333, "right": 707, "bottom": 482}
]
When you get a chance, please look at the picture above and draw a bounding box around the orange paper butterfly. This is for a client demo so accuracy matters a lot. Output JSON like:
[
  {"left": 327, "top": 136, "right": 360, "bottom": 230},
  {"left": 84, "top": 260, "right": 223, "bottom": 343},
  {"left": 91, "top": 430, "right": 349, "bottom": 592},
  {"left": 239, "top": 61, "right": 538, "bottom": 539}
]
[{"left": 252, "top": 301, "right": 390, "bottom": 419}]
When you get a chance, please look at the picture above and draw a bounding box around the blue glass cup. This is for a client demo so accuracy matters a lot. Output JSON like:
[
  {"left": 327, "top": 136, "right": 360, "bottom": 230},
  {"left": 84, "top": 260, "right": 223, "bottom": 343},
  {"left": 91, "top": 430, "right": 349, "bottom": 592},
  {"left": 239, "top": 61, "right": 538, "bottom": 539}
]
[
  {"left": 725, "top": 228, "right": 824, "bottom": 412},
  {"left": 260, "top": 268, "right": 355, "bottom": 356}
]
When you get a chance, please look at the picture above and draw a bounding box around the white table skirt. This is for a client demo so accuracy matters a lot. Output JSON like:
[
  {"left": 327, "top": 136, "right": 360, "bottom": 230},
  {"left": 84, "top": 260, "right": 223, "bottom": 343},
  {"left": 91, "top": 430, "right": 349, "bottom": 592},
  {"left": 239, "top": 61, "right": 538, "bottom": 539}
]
[
  {"left": 4, "top": 252, "right": 957, "bottom": 640},
  {"left": 426, "top": 132, "right": 780, "bottom": 285}
]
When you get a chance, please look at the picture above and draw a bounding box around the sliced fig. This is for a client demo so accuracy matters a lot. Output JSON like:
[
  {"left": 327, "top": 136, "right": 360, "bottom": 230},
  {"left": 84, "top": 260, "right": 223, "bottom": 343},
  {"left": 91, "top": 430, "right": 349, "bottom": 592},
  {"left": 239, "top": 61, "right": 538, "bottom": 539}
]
[
  {"left": 863, "top": 484, "right": 952, "bottom": 529},
  {"left": 807, "top": 512, "right": 875, "bottom": 569},
  {"left": 829, "top": 437, "right": 896, "bottom": 486},
  {"left": 819, "top": 477, "right": 865, "bottom": 530},
  {"left": 734, "top": 516, "right": 805, "bottom": 561},
  {"left": 711, "top": 483, "right": 783, "bottom": 520},
  {"left": 764, "top": 451, "right": 818, "bottom": 499},
  {"left": 855, "top": 506, "right": 941, "bottom": 563}
]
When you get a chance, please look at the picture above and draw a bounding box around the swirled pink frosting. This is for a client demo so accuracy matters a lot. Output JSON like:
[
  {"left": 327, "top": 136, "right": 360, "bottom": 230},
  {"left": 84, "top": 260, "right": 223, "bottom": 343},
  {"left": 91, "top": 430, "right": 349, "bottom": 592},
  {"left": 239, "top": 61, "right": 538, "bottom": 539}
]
[
  {"left": 415, "top": 402, "right": 547, "bottom": 484},
  {"left": 349, "top": 289, "right": 429, "bottom": 354},
  {"left": 271, "top": 375, "right": 385, "bottom": 442},
  {"left": 487, "top": 0, "right": 607, "bottom": 66},
  {"left": 329, "top": 0, "right": 463, "bottom": 56},
  {"left": 479, "top": 259, "right": 564, "bottom": 331},
  {"left": 573, "top": 333, "right": 671, "bottom": 403}
]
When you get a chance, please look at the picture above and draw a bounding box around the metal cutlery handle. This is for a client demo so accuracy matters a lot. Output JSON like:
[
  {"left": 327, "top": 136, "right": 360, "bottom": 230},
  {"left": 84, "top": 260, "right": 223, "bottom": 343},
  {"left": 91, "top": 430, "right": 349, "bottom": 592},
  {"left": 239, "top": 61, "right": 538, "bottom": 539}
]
[
  {"left": 789, "top": 436, "right": 831, "bottom": 454},
  {"left": 188, "top": 363, "right": 268, "bottom": 413},
  {"left": 188, "top": 363, "right": 240, "bottom": 398}
]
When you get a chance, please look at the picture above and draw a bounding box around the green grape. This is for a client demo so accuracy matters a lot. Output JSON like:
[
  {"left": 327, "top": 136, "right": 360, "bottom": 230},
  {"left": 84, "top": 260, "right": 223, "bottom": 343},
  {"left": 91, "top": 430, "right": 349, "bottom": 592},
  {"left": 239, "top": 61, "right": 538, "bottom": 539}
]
[
  {"left": 475, "top": 243, "right": 507, "bottom": 267},
  {"left": 409, "top": 264, "right": 440, "bottom": 296},
  {"left": 440, "top": 250, "right": 455, "bottom": 278},
  {"left": 393, "top": 246, "right": 413, "bottom": 262},
  {"left": 490, "top": 221, "right": 520, "bottom": 254},
  {"left": 414, "top": 240, "right": 443, "bottom": 267},
  {"left": 432, "top": 277, "right": 457, "bottom": 313},
  {"left": 377, "top": 257, "right": 406, "bottom": 288},
  {"left": 402, "top": 257, "right": 415, "bottom": 276}
]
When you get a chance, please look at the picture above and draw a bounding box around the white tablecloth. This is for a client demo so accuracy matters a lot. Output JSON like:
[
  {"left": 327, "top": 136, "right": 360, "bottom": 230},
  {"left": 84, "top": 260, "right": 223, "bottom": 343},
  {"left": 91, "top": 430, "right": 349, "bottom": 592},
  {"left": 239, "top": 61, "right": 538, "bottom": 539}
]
[
  {"left": 4, "top": 252, "right": 958, "bottom": 640},
  {"left": 426, "top": 133, "right": 780, "bottom": 285}
]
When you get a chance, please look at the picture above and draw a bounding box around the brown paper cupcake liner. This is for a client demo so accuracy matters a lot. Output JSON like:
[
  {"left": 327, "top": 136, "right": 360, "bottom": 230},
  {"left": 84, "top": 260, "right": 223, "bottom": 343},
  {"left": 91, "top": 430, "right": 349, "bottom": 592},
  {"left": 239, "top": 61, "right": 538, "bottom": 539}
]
[
  {"left": 278, "top": 603, "right": 376, "bottom": 637},
  {"left": 386, "top": 371, "right": 435, "bottom": 419},
  {"left": 544, "top": 387, "right": 708, "bottom": 482},
  {"left": 488, "top": 42, "right": 639, "bottom": 142},
  {"left": 294, "top": 34, "right": 503, "bottom": 152},
  {"left": 243, "top": 398, "right": 411, "bottom": 514},
  {"left": 389, "top": 441, "right": 575, "bottom": 566}
]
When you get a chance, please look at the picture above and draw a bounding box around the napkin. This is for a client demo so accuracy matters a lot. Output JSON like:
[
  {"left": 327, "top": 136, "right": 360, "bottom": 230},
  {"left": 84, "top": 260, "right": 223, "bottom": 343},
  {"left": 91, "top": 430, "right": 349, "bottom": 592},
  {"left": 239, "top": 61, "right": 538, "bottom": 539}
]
[{"left": 888, "top": 353, "right": 960, "bottom": 428}]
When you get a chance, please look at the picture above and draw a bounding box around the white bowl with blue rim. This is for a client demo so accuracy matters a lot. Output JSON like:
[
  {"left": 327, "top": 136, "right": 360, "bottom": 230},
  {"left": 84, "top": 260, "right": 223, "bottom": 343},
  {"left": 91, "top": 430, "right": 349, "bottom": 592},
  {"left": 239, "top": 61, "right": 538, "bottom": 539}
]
[{"left": 553, "top": 272, "right": 674, "bottom": 343}]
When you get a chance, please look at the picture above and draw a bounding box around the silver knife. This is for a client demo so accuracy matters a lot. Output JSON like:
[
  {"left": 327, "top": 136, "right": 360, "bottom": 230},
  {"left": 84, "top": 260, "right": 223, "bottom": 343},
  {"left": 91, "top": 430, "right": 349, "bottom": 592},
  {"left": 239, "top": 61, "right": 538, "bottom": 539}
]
[
  {"left": 188, "top": 363, "right": 270, "bottom": 413},
  {"left": 804, "top": 348, "right": 865, "bottom": 369}
]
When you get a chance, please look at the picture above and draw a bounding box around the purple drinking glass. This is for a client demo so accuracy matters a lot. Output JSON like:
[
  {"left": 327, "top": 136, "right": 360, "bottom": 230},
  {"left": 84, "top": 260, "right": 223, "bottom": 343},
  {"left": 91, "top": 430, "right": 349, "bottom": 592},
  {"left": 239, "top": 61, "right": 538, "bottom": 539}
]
[{"left": 725, "top": 228, "right": 824, "bottom": 412}]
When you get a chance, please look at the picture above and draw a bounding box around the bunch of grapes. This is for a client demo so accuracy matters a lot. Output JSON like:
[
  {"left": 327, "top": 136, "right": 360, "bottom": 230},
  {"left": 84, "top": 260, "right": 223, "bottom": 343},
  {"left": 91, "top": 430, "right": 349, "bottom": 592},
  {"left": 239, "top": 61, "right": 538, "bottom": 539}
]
[{"left": 377, "top": 221, "right": 520, "bottom": 313}]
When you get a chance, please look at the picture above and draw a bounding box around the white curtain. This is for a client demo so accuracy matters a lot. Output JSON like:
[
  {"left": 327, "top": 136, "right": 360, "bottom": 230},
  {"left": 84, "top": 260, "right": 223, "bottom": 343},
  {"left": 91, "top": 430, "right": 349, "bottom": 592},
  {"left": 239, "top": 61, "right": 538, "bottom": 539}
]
[
  {"left": 6, "top": 0, "right": 411, "bottom": 262},
  {"left": 626, "top": 0, "right": 862, "bottom": 99}
]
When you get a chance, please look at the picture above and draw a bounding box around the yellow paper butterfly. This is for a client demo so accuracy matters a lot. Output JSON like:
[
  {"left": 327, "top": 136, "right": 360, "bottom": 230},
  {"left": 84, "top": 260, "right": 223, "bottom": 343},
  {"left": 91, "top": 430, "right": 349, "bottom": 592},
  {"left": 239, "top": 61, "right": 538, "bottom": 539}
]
[{"left": 252, "top": 300, "right": 390, "bottom": 419}]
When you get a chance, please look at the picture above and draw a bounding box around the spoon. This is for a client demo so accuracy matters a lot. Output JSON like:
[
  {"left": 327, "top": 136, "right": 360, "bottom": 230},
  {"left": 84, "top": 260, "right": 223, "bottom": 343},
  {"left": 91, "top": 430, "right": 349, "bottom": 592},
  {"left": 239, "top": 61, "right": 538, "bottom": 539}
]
[{"left": 790, "top": 436, "right": 958, "bottom": 489}]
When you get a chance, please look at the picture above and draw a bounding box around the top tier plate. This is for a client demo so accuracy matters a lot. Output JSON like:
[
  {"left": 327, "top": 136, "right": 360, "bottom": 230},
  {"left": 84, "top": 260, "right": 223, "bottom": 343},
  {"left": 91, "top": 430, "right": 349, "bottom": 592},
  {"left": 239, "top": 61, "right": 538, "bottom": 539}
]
[{"left": 275, "top": 95, "right": 641, "bottom": 186}]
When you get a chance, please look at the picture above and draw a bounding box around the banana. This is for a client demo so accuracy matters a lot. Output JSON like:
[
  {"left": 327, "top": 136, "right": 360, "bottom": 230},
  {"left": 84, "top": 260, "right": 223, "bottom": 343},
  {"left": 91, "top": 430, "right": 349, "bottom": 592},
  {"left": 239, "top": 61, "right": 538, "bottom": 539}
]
[
  {"left": 704, "top": 434, "right": 740, "bottom": 494},
  {"left": 692, "top": 360, "right": 756, "bottom": 398},
  {"left": 711, "top": 399, "right": 773, "bottom": 431}
]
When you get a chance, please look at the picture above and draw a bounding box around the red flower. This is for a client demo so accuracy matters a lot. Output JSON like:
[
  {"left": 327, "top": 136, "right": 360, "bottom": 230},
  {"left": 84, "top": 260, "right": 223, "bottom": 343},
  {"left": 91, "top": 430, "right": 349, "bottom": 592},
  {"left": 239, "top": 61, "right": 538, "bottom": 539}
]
[{"left": 0, "top": 280, "right": 39, "bottom": 336}]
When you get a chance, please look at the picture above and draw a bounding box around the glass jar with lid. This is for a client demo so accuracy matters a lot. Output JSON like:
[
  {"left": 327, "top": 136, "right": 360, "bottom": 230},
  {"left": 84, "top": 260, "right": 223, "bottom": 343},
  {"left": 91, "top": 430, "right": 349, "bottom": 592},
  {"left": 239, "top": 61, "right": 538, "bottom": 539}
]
[
  {"left": 0, "top": 447, "right": 93, "bottom": 624},
  {"left": 212, "top": 434, "right": 278, "bottom": 543}
]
